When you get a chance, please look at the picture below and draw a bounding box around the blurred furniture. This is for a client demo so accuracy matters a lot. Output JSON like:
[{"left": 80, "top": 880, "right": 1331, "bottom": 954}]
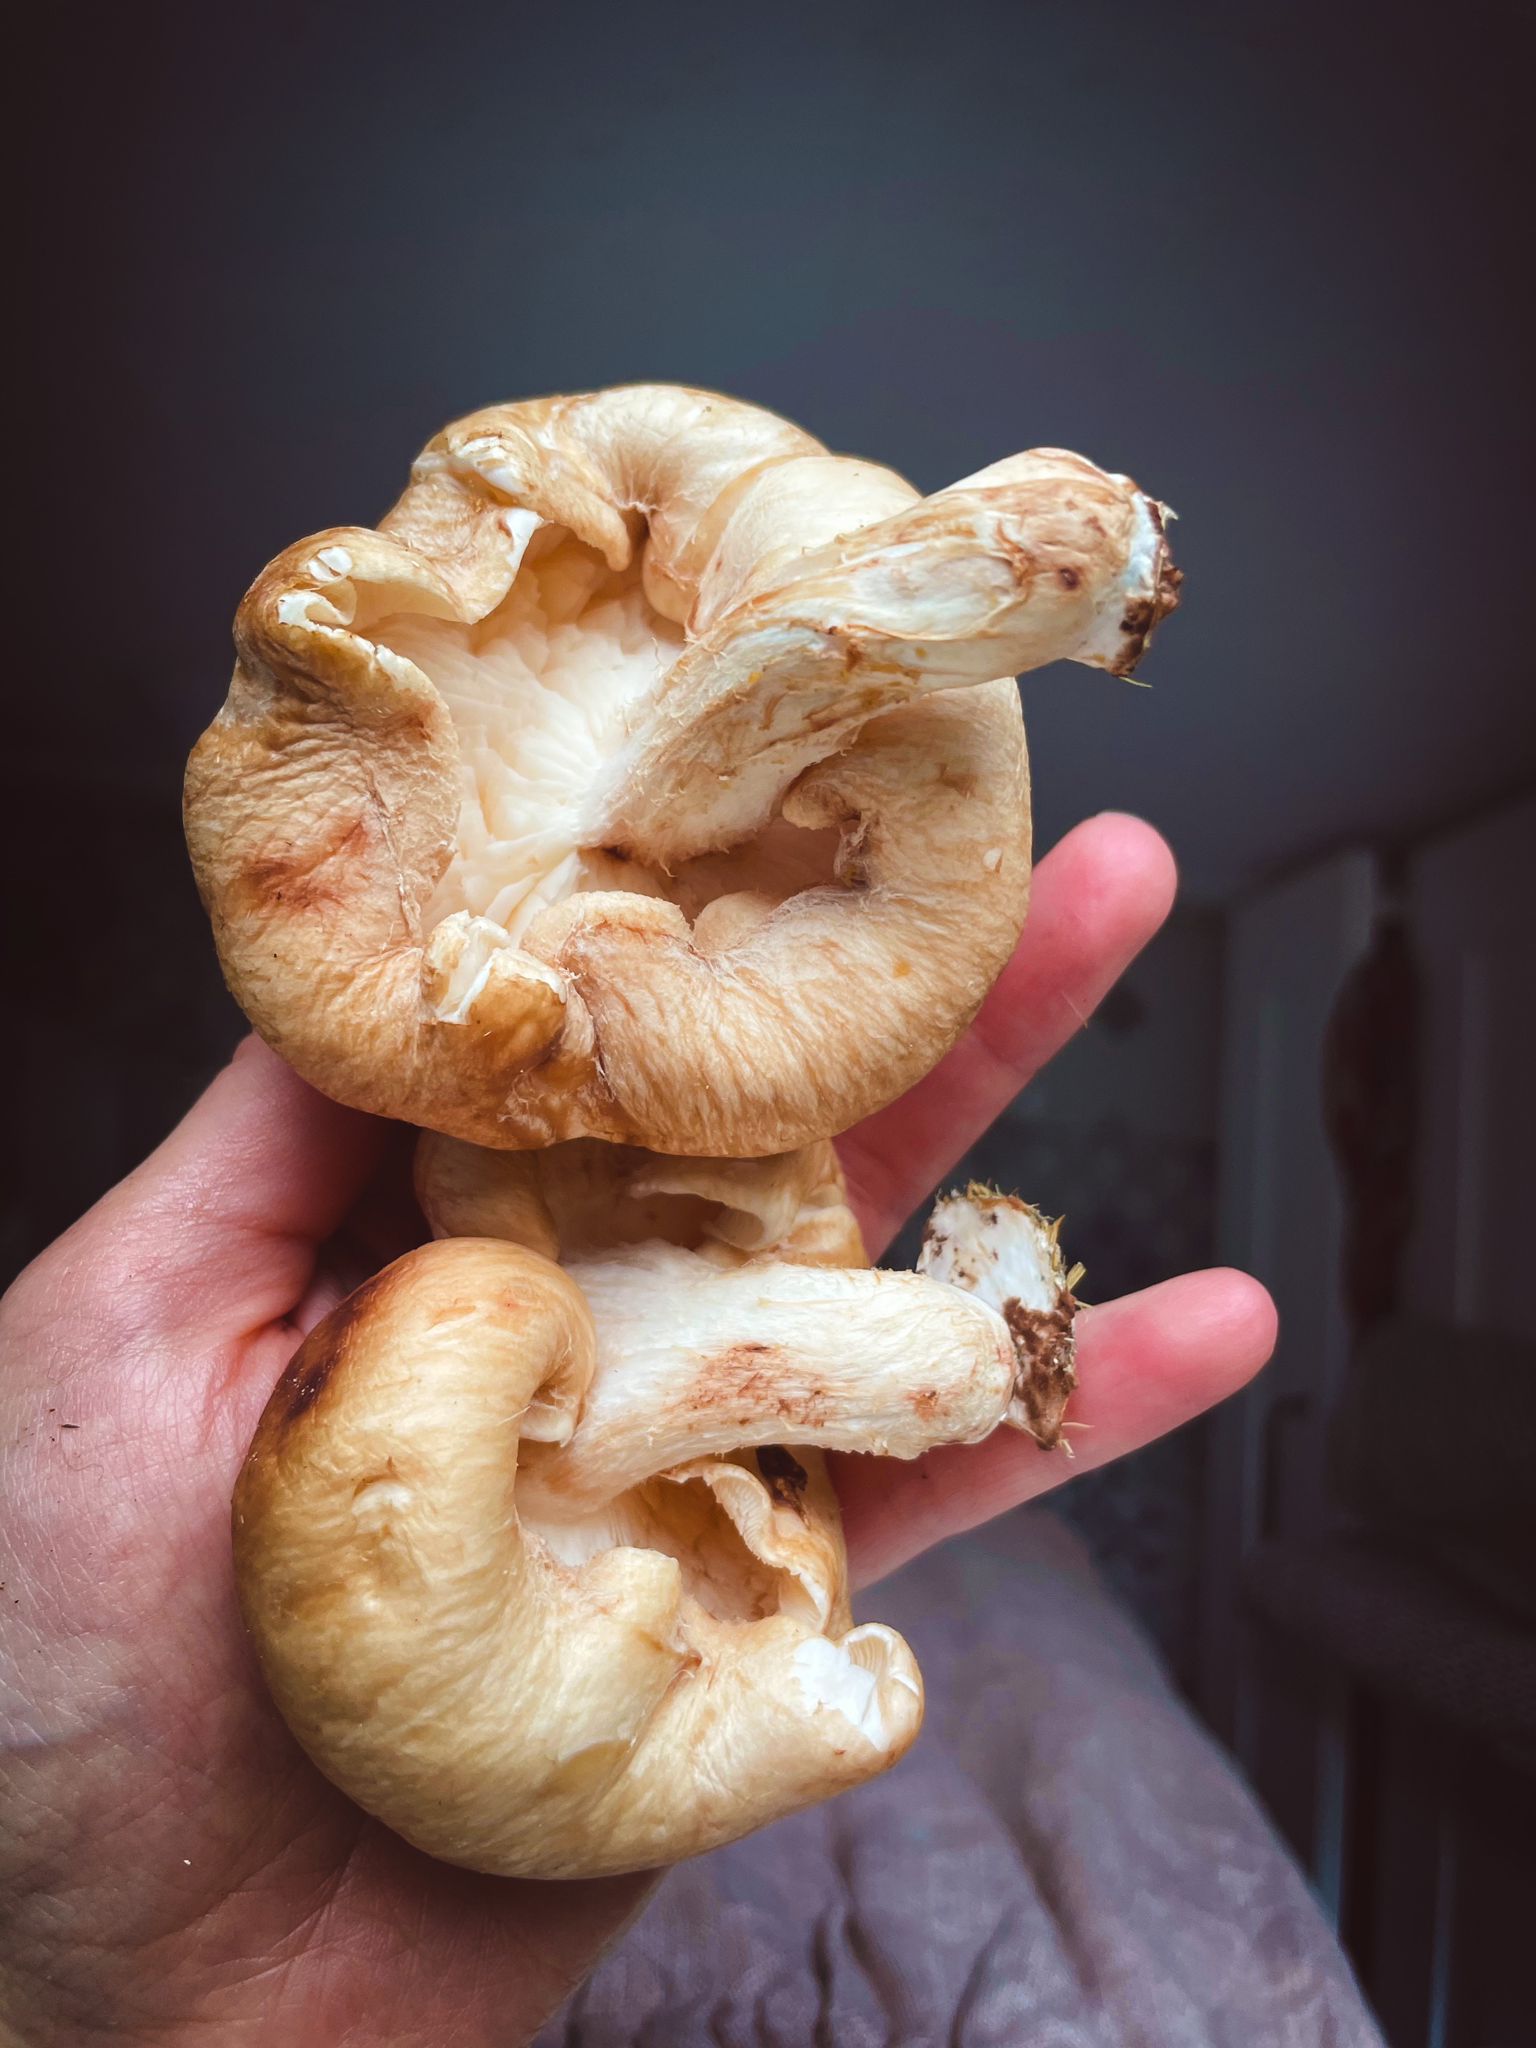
[{"left": 1198, "top": 796, "right": 1536, "bottom": 2046}]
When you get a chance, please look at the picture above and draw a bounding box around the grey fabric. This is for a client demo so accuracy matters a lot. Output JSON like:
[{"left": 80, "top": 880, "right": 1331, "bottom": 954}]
[{"left": 538, "top": 1512, "right": 1382, "bottom": 2047}]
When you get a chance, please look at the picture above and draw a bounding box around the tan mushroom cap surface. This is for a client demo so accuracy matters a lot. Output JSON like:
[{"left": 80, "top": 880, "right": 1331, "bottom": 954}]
[
  {"left": 233, "top": 1140, "right": 1075, "bottom": 1878},
  {"left": 188, "top": 385, "right": 1180, "bottom": 1155}
]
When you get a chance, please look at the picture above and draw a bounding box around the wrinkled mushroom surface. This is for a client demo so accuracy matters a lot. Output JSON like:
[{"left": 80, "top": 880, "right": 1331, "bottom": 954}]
[
  {"left": 189, "top": 386, "right": 1179, "bottom": 1154},
  {"left": 416, "top": 1127, "right": 865, "bottom": 1269},
  {"left": 234, "top": 1140, "right": 1076, "bottom": 1877}
]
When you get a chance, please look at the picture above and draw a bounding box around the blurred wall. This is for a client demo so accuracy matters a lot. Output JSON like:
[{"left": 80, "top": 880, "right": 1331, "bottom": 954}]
[
  {"left": 15, "top": 0, "right": 1533, "bottom": 885},
  {"left": 9, "top": 0, "right": 1531, "bottom": 1278}
]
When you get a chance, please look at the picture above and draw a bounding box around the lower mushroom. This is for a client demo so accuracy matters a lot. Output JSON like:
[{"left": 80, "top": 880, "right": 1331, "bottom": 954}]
[{"left": 231, "top": 1138, "right": 1077, "bottom": 1878}]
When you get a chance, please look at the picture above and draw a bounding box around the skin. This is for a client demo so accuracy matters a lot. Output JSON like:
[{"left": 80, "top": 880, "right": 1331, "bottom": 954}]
[{"left": 0, "top": 813, "right": 1276, "bottom": 2048}]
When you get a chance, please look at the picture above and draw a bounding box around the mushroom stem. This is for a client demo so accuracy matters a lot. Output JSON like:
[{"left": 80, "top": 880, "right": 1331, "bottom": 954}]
[
  {"left": 591, "top": 451, "right": 1178, "bottom": 868},
  {"left": 520, "top": 1247, "right": 1017, "bottom": 1516}
]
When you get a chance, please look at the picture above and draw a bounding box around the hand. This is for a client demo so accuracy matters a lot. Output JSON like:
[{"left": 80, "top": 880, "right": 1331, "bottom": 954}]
[{"left": 0, "top": 814, "right": 1274, "bottom": 2047}]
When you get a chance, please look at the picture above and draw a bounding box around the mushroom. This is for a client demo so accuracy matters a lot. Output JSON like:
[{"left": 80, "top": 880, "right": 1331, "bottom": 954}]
[
  {"left": 188, "top": 386, "right": 1180, "bottom": 1154},
  {"left": 232, "top": 1139, "right": 1080, "bottom": 1877}
]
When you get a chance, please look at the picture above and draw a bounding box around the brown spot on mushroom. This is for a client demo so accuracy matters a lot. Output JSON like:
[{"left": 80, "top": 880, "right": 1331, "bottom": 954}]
[
  {"left": 1057, "top": 566, "right": 1081, "bottom": 591},
  {"left": 276, "top": 1345, "right": 338, "bottom": 1425},
  {"left": 271, "top": 1273, "right": 387, "bottom": 1428},
  {"left": 693, "top": 1341, "right": 775, "bottom": 1403},
  {"left": 270, "top": 1302, "right": 354, "bottom": 1417},
  {"left": 695, "top": 1344, "right": 829, "bottom": 1429},
  {"left": 995, "top": 534, "right": 1040, "bottom": 585},
  {"left": 237, "top": 816, "right": 369, "bottom": 916},
  {"left": 908, "top": 1386, "right": 941, "bottom": 1421},
  {"left": 1112, "top": 558, "right": 1184, "bottom": 671}
]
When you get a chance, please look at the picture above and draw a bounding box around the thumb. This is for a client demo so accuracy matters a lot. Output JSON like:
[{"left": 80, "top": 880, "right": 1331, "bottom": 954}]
[{"left": 90, "top": 1037, "right": 393, "bottom": 1331}]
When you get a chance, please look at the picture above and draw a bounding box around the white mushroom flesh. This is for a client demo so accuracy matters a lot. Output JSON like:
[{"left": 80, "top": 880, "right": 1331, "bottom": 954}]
[
  {"left": 377, "top": 536, "right": 686, "bottom": 942},
  {"left": 521, "top": 1245, "right": 1018, "bottom": 1515}
]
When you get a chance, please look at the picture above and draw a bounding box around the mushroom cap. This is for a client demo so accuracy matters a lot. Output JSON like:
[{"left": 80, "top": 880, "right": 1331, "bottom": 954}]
[{"left": 188, "top": 386, "right": 1180, "bottom": 1155}]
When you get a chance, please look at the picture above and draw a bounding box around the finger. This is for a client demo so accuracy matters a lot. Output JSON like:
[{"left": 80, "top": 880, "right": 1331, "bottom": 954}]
[
  {"left": 96, "top": 1036, "right": 392, "bottom": 1328},
  {"left": 839, "top": 813, "right": 1177, "bottom": 1256},
  {"left": 835, "top": 1268, "right": 1276, "bottom": 1589}
]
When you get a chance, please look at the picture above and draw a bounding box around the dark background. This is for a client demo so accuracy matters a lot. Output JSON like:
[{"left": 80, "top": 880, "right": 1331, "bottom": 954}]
[
  {"left": 15, "top": 0, "right": 1533, "bottom": 876},
  {"left": 8, "top": 3, "right": 1535, "bottom": 2034},
  {"left": 9, "top": 0, "right": 1532, "bottom": 1620}
]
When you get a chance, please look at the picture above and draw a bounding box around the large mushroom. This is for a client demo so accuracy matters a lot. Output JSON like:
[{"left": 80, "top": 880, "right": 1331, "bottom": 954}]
[
  {"left": 188, "top": 386, "right": 1179, "bottom": 1155},
  {"left": 232, "top": 1139, "right": 1080, "bottom": 1878}
]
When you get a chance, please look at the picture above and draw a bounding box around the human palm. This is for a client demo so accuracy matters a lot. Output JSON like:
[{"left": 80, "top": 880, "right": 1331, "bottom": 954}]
[{"left": 0, "top": 816, "right": 1274, "bottom": 2047}]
